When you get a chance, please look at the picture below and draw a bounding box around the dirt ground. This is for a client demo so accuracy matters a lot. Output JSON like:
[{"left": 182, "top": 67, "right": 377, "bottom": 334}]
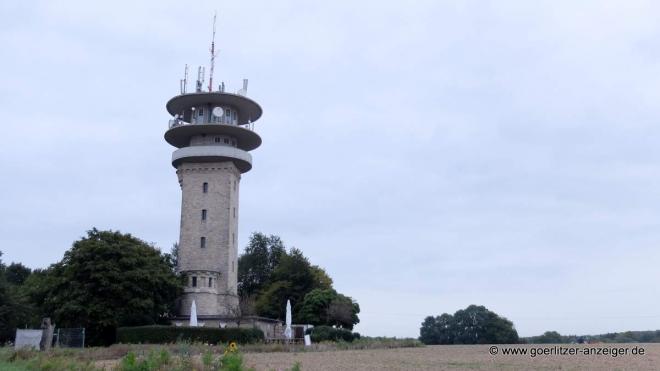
[{"left": 243, "top": 343, "right": 660, "bottom": 371}]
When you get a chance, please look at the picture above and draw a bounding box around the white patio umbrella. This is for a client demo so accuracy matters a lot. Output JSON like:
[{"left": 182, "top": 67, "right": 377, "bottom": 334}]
[
  {"left": 284, "top": 299, "right": 292, "bottom": 340},
  {"left": 190, "top": 300, "right": 198, "bottom": 327}
]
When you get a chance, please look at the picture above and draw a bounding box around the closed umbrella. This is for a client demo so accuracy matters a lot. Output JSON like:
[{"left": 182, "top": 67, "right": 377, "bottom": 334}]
[
  {"left": 190, "top": 300, "right": 198, "bottom": 327},
  {"left": 284, "top": 299, "right": 292, "bottom": 340}
]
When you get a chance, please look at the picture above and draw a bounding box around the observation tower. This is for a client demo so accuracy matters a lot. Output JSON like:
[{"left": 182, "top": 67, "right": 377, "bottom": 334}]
[{"left": 164, "top": 21, "right": 262, "bottom": 321}]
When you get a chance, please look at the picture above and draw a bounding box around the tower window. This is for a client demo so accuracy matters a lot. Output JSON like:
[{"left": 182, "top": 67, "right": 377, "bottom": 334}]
[
  {"left": 208, "top": 277, "right": 213, "bottom": 287},
  {"left": 232, "top": 139, "right": 236, "bottom": 147},
  {"left": 232, "top": 261, "right": 234, "bottom": 272},
  {"left": 233, "top": 181, "right": 236, "bottom": 191},
  {"left": 224, "top": 138, "right": 229, "bottom": 144},
  {"left": 192, "top": 276, "right": 197, "bottom": 287},
  {"left": 200, "top": 237, "right": 206, "bottom": 248},
  {"left": 198, "top": 108, "right": 204, "bottom": 117},
  {"left": 203, "top": 182, "right": 208, "bottom": 193},
  {"left": 233, "top": 207, "right": 236, "bottom": 218},
  {"left": 225, "top": 108, "right": 231, "bottom": 117},
  {"left": 214, "top": 137, "right": 221, "bottom": 143},
  {"left": 201, "top": 209, "right": 207, "bottom": 221}
]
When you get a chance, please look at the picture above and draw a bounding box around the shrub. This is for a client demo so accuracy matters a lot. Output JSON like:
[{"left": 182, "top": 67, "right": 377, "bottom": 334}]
[
  {"left": 116, "top": 326, "right": 264, "bottom": 345},
  {"left": 305, "top": 326, "right": 356, "bottom": 342}
]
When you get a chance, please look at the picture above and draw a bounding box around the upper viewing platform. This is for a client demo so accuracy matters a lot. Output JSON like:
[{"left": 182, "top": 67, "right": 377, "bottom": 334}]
[{"left": 166, "top": 91, "right": 262, "bottom": 126}]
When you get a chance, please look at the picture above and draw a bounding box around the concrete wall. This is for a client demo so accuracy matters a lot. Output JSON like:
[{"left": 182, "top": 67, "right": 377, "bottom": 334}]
[
  {"left": 182, "top": 105, "right": 238, "bottom": 125},
  {"left": 189, "top": 134, "right": 238, "bottom": 147},
  {"left": 176, "top": 161, "right": 241, "bottom": 316}
]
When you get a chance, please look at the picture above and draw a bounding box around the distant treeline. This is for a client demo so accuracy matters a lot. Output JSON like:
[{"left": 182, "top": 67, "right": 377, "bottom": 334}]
[{"left": 523, "top": 330, "right": 660, "bottom": 344}]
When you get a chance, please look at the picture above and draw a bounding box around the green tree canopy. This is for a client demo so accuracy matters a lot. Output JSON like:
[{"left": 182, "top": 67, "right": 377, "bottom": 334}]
[
  {"left": 419, "top": 313, "right": 454, "bottom": 345},
  {"left": 4, "top": 263, "right": 31, "bottom": 286},
  {"left": 419, "top": 305, "right": 518, "bottom": 345},
  {"left": 36, "top": 229, "right": 182, "bottom": 345},
  {"left": 239, "top": 233, "right": 359, "bottom": 326},
  {"left": 326, "top": 292, "right": 360, "bottom": 330},
  {"left": 310, "top": 265, "right": 333, "bottom": 290},
  {"left": 237, "top": 233, "right": 286, "bottom": 298},
  {"left": 0, "top": 251, "right": 15, "bottom": 342},
  {"left": 298, "top": 288, "right": 337, "bottom": 326},
  {"left": 0, "top": 252, "right": 35, "bottom": 342},
  {"left": 255, "top": 248, "right": 317, "bottom": 319},
  {"left": 535, "top": 331, "right": 563, "bottom": 343}
]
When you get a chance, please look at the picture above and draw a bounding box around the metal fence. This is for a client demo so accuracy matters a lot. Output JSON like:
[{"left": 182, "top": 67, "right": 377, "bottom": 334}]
[{"left": 53, "top": 328, "right": 85, "bottom": 348}]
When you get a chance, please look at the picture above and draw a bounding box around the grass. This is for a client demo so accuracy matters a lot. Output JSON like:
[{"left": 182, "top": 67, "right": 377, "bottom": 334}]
[
  {"left": 0, "top": 347, "right": 97, "bottom": 370},
  {"left": 0, "top": 337, "right": 422, "bottom": 370},
  {"left": 2, "top": 343, "right": 656, "bottom": 370},
  {"left": 237, "top": 337, "right": 423, "bottom": 353},
  {"left": 0, "top": 342, "right": 303, "bottom": 371}
]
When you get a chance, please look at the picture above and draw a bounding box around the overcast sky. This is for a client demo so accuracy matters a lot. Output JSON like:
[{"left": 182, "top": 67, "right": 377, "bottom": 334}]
[{"left": 2, "top": 0, "right": 660, "bottom": 338}]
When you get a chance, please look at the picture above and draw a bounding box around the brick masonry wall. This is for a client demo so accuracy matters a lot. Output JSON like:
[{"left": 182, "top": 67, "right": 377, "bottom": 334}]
[{"left": 176, "top": 161, "right": 240, "bottom": 316}]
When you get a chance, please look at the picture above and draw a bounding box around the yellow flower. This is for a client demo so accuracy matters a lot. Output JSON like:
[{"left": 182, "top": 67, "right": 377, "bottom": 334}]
[{"left": 228, "top": 342, "right": 238, "bottom": 353}]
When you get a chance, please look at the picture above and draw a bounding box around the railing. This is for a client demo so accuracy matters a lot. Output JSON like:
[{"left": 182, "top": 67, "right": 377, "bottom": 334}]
[{"left": 168, "top": 119, "right": 255, "bottom": 131}]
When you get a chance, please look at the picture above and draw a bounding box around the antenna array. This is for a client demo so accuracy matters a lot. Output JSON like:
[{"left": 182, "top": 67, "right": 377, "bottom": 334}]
[
  {"left": 180, "top": 64, "right": 189, "bottom": 94},
  {"left": 196, "top": 66, "right": 205, "bottom": 92},
  {"left": 178, "top": 13, "right": 253, "bottom": 97},
  {"left": 208, "top": 12, "right": 218, "bottom": 92}
]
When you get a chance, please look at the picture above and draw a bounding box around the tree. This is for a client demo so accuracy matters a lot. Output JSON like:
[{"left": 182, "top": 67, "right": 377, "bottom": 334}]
[
  {"left": 238, "top": 232, "right": 360, "bottom": 326},
  {"left": 419, "top": 313, "right": 454, "bottom": 345},
  {"left": 419, "top": 305, "right": 518, "bottom": 345},
  {"left": 237, "top": 233, "right": 286, "bottom": 298},
  {"left": 239, "top": 294, "right": 257, "bottom": 316},
  {"left": 168, "top": 242, "right": 179, "bottom": 269},
  {"left": 39, "top": 229, "right": 182, "bottom": 345},
  {"left": 17, "top": 268, "right": 53, "bottom": 328},
  {"left": 327, "top": 293, "right": 360, "bottom": 330},
  {"left": 254, "top": 281, "right": 292, "bottom": 320},
  {"left": 4, "top": 263, "right": 31, "bottom": 286},
  {"left": 299, "top": 289, "right": 337, "bottom": 326},
  {"left": 535, "top": 331, "right": 563, "bottom": 344},
  {"left": 255, "top": 248, "right": 317, "bottom": 319},
  {"left": 0, "top": 274, "right": 15, "bottom": 343},
  {"left": 420, "top": 316, "right": 439, "bottom": 345},
  {"left": 452, "top": 305, "right": 518, "bottom": 344},
  {"left": 0, "top": 251, "right": 16, "bottom": 342},
  {"left": 0, "top": 253, "right": 34, "bottom": 342},
  {"left": 310, "top": 265, "right": 333, "bottom": 290},
  {"left": 299, "top": 289, "right": 360, "bottom": 329}
]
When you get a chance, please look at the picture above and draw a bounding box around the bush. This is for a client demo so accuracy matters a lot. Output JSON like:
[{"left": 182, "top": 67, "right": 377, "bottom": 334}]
[
  {"left": 116, "top": 325, "right": 264, "bottom": 345},
  {"left": 305, "top": 326, "right": 356, "bottom": 342}
]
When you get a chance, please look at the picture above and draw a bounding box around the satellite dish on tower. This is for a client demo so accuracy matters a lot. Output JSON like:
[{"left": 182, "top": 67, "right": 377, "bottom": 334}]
[{"left": 212, "top": 107, "right": 224, "bottom": 117}]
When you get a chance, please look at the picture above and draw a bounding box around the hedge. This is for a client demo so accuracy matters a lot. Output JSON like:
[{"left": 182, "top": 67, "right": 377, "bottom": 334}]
[
  {"left": 116, "top": 325, "right": 264, "bottom": 344},
  {"left": 305, "top": 326, "right": 359, "bottom": 342}
]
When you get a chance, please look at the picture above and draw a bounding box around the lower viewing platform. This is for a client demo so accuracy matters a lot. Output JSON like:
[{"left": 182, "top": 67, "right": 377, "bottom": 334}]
[{"left": 172, "top": 146, "right": 253, "bottom": 172}]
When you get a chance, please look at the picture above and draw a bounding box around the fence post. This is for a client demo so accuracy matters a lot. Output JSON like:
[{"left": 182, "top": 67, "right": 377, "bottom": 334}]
[{"left": 81, "top": 328, "right": 85, "bottom": 348}]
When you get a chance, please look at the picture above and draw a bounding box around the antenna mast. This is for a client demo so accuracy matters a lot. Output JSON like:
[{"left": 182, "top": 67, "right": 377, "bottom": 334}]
[
  {"left": 180, "top": 64, "right": 188, "bottom": 94},
  {"left": 208, "top": 12, "right": 218, "bottom": 92},
  {"left": 196, "top": 66, "right": 205, "bottom": 92}
]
